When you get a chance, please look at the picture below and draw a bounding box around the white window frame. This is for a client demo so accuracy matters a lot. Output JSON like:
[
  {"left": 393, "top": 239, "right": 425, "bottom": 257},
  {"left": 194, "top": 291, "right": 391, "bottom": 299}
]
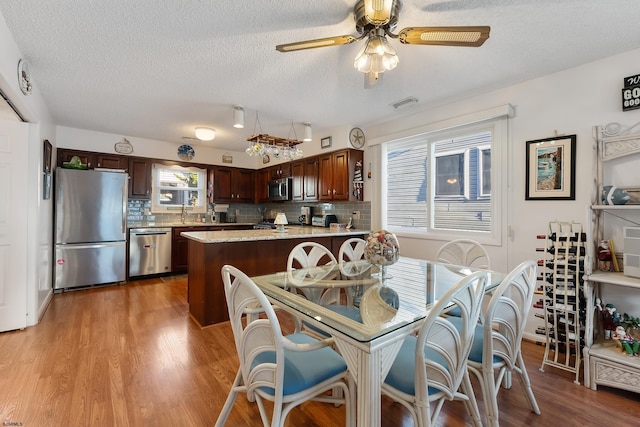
[
  {"left": 380, "top": 118, "right": 507, "bottom": 246},
  {"left": 151, "top": 163, "right": 207, "bottom": 214}
]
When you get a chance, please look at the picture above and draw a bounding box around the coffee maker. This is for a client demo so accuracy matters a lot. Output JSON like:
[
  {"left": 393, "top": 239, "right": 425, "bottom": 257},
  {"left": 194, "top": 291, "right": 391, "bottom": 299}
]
[{"left": 299, "top": 206, "right": 313, "bottom": 225}]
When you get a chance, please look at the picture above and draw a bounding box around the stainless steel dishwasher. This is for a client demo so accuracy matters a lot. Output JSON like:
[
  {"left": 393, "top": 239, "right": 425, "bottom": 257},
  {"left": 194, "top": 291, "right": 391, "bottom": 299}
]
[{"left": 129, "top": 228, "right": 172, "bottom": 277}]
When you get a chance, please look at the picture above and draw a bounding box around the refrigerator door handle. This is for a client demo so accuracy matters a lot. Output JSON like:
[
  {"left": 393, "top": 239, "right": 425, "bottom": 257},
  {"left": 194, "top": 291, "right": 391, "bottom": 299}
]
[
  {"left": 122, "top": 180, "right": 127, "bottom": 234},
  {"left": 57, "top": 242, "right": 125, "bottom": 249}
]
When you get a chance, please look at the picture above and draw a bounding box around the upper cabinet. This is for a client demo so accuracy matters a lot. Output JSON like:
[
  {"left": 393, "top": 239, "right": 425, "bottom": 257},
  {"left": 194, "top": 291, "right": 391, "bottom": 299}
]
[
  {"left": 291, "top": 158, "right": 319, "bottom": 202},
  {"left": 318, "top": 149, "right": 363, "bottom": 201},
  {"left": 213, "top": 166, "right": 254, "bottom": 202},
  {"left": 128, "top": 158, "right": 152, "bottom": 199},
  {"left": 255, "top": 168, "right": 271, "bottom": 203},
  {"left": 96, "top": 153, "right": 128, "bottom": 170},
  {"left": 57, "top": 148, "right": 127, "bottom": 170},
  {"left": 270, "top": 163, "right": 291, "bottom": 180}
]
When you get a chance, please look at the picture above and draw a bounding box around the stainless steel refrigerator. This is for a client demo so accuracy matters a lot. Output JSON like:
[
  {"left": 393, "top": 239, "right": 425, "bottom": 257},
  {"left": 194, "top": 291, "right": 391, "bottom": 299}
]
[{"left": 54, "top": 168, "right": 128, "bottom": 290}]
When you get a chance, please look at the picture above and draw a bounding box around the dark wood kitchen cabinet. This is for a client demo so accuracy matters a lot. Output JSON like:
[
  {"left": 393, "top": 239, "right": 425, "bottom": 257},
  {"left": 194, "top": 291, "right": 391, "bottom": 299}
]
[
  {"left": 57, "top": 148, "right": 128, "bottom": 170},
  {"left": 255, "top": 168, "right": 271, "bottom": 203},
  {"left": 173, "top": 225, "right": 254, "bottom": 272},
  {"left": 270, "top": 163, "right": 291, "bottom": 179},
  {"left": 128, "top": 158, "right": 152, "bottom": 199},
  {"left": 291, "top": 158, "right": 318, "bottom": 202},
  {"left": 212, "top": 166, "right": 254, "bottom": 202},
  {"left": 318, "top": 149, "right": 362, "bottom": 201},
  {"left": 96, "top": 153, "right": 128, "bottom": 169},
  {"left": 172, "top": 226, "right": 208, "bottom": 272},
  {"left": 56, "top": 148, "right": 95, "bottom": 169}
]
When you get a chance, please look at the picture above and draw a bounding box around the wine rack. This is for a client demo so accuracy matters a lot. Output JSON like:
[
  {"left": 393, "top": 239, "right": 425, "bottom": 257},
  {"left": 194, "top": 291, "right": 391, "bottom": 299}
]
[{"left": 538, "top": 221, "right": 586, "bottom": 385}]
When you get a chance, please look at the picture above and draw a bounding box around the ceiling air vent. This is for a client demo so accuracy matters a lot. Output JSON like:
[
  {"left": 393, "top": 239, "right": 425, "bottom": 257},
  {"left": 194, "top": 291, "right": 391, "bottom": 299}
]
[{"left": 390, "top": 96, "right": 418, "bottom": 111}]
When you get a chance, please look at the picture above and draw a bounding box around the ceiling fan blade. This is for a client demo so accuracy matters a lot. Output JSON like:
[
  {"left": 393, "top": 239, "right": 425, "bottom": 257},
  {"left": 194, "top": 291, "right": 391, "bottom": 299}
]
[
  {"left": 276, "top": 35, "right": 358, "bottom": 52},
  {"left": 396, "top": 26, "right": 490, "bottom": 47}
]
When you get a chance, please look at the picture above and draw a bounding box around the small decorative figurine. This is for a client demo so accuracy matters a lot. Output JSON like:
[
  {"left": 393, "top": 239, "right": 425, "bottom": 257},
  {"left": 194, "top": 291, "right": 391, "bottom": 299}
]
[
  {"left": 601, "top": 185, "right": 631, "bottom": 205},
  {"left": 598, "top": 240, "right": 613, "bottom": 271},
  {"left": 599, "top": 301, "right": 619, "bottom": 339},
  {"left": 612, "top": 325, "right": 640, "bottom": 356}
]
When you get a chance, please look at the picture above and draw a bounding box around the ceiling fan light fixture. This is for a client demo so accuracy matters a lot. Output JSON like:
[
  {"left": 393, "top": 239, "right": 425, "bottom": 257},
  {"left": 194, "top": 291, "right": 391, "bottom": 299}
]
[
  {"left": 354, "top": 31, "right": 398, "bottom": 73},
  {"left": 195, "top": 127, "right": 216, "bottom": 141},
  {"left": 303, "top": 123, "right": 312, "bottom": 142},
  {"left": 233, "top": 106, "right": 244, "bottom": 128},
  {"left": 364, "top": 0, "right": 394, "bottom": 26}
]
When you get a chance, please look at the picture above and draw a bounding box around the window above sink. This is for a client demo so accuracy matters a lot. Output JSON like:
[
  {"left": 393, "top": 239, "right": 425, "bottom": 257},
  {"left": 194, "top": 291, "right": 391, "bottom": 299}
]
[{"left": 151, "top": 163, "right": 207, "bottom": 214}]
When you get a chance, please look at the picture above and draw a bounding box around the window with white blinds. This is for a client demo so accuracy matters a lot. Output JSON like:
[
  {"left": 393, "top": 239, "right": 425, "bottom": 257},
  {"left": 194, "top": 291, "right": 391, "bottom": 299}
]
[
  {"left": 384, "top": 120, "right": 502, "bottom": 238},
  {"left": 151, "top": 164, "right": 207, "bottom": 213}
]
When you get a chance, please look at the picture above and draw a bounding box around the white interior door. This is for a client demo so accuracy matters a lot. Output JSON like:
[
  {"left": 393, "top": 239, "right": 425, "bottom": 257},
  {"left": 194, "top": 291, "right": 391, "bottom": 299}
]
[{"left": 0, "top": 119, "right": 29, "bottom": 332}]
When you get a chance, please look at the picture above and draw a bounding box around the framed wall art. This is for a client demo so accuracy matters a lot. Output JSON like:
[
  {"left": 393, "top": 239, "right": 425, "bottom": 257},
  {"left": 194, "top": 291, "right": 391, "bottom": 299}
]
[
  {"left": 321, "top": 136, "right": 332, "bottom": 149},
  {"left": 525, "top": 134, "right": 576, "bottom": 200}
]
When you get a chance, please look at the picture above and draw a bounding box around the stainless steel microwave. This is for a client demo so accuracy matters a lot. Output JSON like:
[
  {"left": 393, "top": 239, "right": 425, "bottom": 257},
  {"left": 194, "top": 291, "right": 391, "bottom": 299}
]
[{"left": 268, "top": 177, "right": 292, "bottom": 201}]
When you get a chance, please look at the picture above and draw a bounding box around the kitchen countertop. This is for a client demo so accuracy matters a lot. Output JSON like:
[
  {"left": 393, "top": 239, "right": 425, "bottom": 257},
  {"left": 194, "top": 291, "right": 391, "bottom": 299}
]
[
  {"left": 181, "top": 227, "right": 368, "bottom": 243},
  {"left": 127, "top": 222, "right": 255, "bottom": 229}
]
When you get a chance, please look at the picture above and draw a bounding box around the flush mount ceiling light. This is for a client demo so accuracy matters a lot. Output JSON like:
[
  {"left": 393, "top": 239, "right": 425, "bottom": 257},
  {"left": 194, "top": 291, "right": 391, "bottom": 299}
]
[
  {"left": 275, "top": 0, "right": 490, "bottom": 85},
  {"left": 303, "top": 123, "right": 312, "bottom": 142},
  {"left": 233, "top": 106, "right": 245, "bottom": 129},
  {"left": 195, "top": 127, "right": 216, "bottom": 141}
]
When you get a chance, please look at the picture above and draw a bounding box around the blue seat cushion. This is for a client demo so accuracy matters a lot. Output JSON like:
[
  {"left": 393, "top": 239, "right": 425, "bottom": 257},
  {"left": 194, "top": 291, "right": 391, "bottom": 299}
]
[
  {"left": 303, "top": 304, "right": 363, "bottom": 337},
  {"left": 445, "top": 305, "right": 463, "bottom": 317},
  {"left": 251, "top": 332, "right": 347, "bottom": 396},
  {"left": 384, "top": 335, "right": 445, "bottom": 396},
  {"left": 448, "top": 316, "right": 501, "bottom": 364}
]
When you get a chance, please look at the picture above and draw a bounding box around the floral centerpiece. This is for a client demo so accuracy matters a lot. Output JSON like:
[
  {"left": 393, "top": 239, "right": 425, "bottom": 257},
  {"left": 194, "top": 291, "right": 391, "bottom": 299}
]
[{"left": 364, "top": 230, "right": 400, "bottom": 280}]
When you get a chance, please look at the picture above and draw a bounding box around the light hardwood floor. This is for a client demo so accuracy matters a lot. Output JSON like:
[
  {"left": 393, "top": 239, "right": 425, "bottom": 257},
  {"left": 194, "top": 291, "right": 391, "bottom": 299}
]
[{"left": 1, "top": 275, "right": 639, "bottom": 426}]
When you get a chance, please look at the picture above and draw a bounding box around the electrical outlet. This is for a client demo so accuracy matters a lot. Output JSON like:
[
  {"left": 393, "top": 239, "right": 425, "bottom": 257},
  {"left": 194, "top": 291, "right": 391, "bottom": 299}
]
[{"left": 352, "top": 211, "right": 360, "bottom": 220}]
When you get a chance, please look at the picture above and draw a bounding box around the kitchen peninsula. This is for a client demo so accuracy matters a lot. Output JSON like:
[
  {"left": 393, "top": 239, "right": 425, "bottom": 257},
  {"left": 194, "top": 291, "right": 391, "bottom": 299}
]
[{"left": 183, "top": 227, "right": 368, "bottom": 327}]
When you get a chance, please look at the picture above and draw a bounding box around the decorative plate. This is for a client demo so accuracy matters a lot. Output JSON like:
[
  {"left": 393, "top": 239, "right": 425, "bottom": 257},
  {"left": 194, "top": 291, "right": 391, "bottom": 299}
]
[
  {"left": 349, "top": 127, "right": 365, "bottom": 149},
  {"left": 177, "top": 144, "right": 195, "bottom": 161},
  {"left": 17, "top": 59, "right": 33, "bottom": 95}
]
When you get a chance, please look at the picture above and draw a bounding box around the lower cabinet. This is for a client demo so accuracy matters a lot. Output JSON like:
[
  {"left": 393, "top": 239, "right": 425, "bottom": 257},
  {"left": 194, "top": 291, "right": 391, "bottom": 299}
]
[
  {"left": 172, "top": 225, "right": 254, "bottom": 273},
  {"left": 172, "top": 227, "right": 208, "bottom": 272},
  {"left": 187, "top": 233, "right": 367, "bottom": 327}
]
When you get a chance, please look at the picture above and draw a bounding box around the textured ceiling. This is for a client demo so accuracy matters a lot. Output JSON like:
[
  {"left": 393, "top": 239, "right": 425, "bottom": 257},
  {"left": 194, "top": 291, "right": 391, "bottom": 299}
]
[{"left": 2, "top": 0, "right": 640, "bottom": 152}]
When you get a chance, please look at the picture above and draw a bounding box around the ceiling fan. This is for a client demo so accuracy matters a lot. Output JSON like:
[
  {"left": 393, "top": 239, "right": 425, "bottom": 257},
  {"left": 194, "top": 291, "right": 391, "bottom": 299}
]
[{"left": 276, "top": 0, "right": 490, "bottom": 85}]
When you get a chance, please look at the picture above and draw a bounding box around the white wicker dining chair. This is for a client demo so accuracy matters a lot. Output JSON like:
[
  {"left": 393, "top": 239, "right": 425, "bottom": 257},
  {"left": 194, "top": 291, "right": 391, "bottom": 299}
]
[
  {"left": 382, "top": 270, "right": 488, "bottom": 427},
  {"left": 287, "top": 241, "right": 363, "bottom": 338},
  {"left": 457, "top": 260, "right": 541, "bottom": 427},
  {"left": 437, "top": 239, "right": 491, "bottom": 319},
  {"left": 287, "top": 241, "right": 340, "bottom": 304},
  {"left": 436, "top": 239, "right": 491, "bottom": 270},
  {"left": 216, "top": 264, "right": 354, "bottom": 427},
  {"left": 337, "top": 238, "right": 373, "bottom": 307}
]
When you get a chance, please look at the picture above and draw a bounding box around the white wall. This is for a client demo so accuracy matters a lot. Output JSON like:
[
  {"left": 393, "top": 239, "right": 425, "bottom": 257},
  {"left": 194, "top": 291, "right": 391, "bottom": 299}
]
[
  {"left": 363, "top": 47, "right": 640, "bottom": 340},
  {"left": 0, "top": 11, "right": 56, "bottom": 325}
]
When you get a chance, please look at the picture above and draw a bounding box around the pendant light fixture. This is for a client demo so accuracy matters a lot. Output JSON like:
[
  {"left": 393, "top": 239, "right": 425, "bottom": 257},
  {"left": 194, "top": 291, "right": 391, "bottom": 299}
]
[
  {"left": 303, "top": 123, "right": 312, "bottom": 142},
  {"left": 195, "top": 127, "right": 216, "bottom": 141},
  {"left": 233, "top": 106, "right": 245, "bottom": 128}
]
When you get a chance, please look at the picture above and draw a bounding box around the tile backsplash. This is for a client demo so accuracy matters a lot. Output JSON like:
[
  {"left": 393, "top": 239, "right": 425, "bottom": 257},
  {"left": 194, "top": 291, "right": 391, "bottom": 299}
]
[{"left": 127, "top": 199, "right": 371, "bottom": 230}]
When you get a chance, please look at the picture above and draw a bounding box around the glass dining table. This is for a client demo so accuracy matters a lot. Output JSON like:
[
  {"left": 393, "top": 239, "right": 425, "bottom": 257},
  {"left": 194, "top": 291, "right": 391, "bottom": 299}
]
[{"left": 251, "top": 256, "right": 504, "bottom": 427}]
